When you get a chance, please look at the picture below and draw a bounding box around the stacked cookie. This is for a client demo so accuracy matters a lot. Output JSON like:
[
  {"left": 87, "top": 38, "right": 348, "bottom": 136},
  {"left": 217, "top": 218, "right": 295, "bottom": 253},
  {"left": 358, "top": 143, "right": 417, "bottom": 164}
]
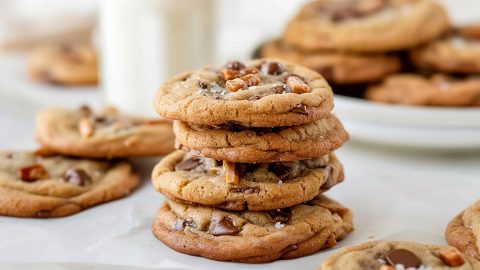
[{"left": 151, "top": 59, "right": 352, "bottom": 263}]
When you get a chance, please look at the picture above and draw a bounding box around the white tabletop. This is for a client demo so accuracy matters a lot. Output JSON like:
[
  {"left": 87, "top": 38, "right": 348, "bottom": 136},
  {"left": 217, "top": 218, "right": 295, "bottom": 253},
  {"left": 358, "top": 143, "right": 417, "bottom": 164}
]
[{"left": 0, "top": 53, "right": 479, "bottom": 270}]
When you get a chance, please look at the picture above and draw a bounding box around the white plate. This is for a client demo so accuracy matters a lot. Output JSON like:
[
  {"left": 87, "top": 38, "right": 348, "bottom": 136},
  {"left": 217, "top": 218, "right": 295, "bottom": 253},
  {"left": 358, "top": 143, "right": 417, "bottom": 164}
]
[{"left": 334, "top": 95, "right": 480, "bottom": 150}]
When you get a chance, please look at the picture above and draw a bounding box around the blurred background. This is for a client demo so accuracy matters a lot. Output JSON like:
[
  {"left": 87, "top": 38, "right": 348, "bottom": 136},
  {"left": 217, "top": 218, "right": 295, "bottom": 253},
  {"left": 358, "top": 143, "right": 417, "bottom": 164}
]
[{"left": 0, "top": 0, "right": 479, "bottom": 150}]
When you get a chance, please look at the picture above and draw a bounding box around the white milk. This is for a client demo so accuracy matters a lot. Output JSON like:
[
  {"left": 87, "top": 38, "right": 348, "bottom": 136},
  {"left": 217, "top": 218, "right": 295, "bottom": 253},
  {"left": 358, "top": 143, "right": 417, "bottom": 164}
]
[{"left": 99, "top": 0, "right": 216, "bottom": 116}]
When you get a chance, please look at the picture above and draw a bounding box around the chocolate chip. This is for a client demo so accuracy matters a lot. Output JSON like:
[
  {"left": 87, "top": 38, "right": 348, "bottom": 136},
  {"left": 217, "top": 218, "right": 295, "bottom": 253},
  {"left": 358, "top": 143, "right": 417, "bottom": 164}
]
[
  {"left": 63, "top": 169, "right": 92, "bottom": 186},
  {"left": 199, "top": 80, "right": 209, "bottom": 89},
  {"left": 79, "top": 105, "right": 92, "bottom": 117},
  {"left": 209, "top": 217, "right": 240, "bottom": 236},
  {"left": 229, "top": 186, "right": 260, "bottom": 194},
  {"left": 320, "top": 166, "right": 335, "bottom": 190},
  {"left": 267, "top": 208, "right": 292, "bottom": 223},
  {"left": 269, "top": 163, "right": 292, "bottom": 181},
  {"left": 225, "top": 61, "right": 245, "bottom": 70},
  {"left": 385, "top": 249, "right": 422, "bottom": 268},
  {"left": 18, "top": 164, "right": 49, "bottom": 182},
  {"left": 271, "top": 84, "right": 292, "bottom": 94},
  {"left": 281, "top": 244, "right": 298, "bottom": 254},
  {"left": 261, "top": 62, "right": 284, "bottom": 75},
  {"left": 290, "top": 104, "right": 310, "bottom": 115},
  {"left": 175, "top": 157, "right": 200, "bottom": 171},
  {"left": 172, "top": 218, "right": 196, "bottom": 231}
]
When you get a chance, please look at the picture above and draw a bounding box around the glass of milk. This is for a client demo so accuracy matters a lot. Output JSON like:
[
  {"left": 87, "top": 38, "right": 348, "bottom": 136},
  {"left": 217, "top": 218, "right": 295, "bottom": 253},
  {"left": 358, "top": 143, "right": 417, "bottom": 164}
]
[{"left": 99, "top": 0, "right": 216, "bottom": 116}]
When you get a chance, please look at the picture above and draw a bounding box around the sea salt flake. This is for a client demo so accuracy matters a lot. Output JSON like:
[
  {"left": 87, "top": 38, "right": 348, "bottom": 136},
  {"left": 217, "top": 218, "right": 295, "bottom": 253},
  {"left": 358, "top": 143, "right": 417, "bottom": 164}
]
[{"left": 274, "top": 222, "right": 284, "bottom": 229}]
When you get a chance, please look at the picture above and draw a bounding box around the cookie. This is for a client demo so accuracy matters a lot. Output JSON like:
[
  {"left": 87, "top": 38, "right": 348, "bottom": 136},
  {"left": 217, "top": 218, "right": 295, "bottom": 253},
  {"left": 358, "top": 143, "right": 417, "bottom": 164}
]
[
  {"left": 446, "top": 199, "right": 480, "bottom": 260},
  {"left": 27, "top": 43, "right": 98, "bottom": 85},
  {"left": 283, "top": 0, "right": 449, "bottom": 53},
  {"left": 152, "top": 195, "right": 352, "bottom": 263},
  {"left": 260, "top": 39, "right": 402, "bottom": 84},
  {"left": 173, "top": 114, "right": 348, "bottom": 163},
  {"left": 365, "top": 74, "right": 480, "bottom": 106},
  {"left": 36, "top": 106, "right": 175, "bottom": 158},
  {"left": 152, "top": 150, "right": 344, "bottom": 211},
  {"left": 319, "top": 241, "right": 480, "bottom": 270},
  {"left": 410, "top": 29, "right": 480, "bottom": 74},
  {"left": 154, "top": 59, "right": 334, "bottom": 127},
  {"left": 0, "top": 151, "right": 139, "bottom": 218}
]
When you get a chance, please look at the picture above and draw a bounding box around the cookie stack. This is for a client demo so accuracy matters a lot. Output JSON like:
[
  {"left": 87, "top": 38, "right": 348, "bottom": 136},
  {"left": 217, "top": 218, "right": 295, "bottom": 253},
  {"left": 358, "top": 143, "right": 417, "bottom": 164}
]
[
  {"left": 151, "top": 59, "right": 352, "bottom": 263},
  {"left": 260, "top": 0, "right": 450, "bottom": 93}
]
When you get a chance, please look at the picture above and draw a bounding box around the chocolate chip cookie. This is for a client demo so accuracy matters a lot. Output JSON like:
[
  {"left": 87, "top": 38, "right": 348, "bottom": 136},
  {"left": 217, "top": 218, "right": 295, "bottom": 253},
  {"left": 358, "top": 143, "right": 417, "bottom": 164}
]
[
  {"left": 154, "top": 59, "right": 334, "bottom": 127},
  {"left": 260, "top": 40, "right": 402, "bottom": 84},
  {"left": 283, "top": 0, "right": 449, "bottom": 53},
  {"left": 410, "top": 27, "right": 480, "bottom": 74},
  {"left": 446, "top": 199, "right": 480, "bottom": 260},
  {"left": 28, "top": 43, "right": 98, "bottom": 85},
  {"left": 173, "top": 114, "right": 348, "bottom": 163},
  {"left": 365, "top": 74, "right": 480, "bottom": 106},
  {"left": 152, "top": 195, "right": 352, "bottom": 263},
  {"left": 319, "top": 241, "right": 480, "bottom": 270},
  {"left": 152, "top": 150, "right": 343, "bottom": 211},
  {"left": 36, "top": 106, "right": 175, "bottom": 158},
  {"left": 0, "top": 151, "right": 139, "bottom": 218}
]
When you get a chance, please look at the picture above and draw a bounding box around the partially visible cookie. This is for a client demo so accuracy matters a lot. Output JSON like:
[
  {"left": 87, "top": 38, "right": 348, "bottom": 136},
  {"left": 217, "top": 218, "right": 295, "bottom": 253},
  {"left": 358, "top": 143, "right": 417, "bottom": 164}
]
[
  {"left": 36, "top": 106, "right": 175, "bottom": 158},
  {"left": 365, "top": 74, "right": 480, "bottom": 106},
  {"left": 28, "top": 43, "right": 98, "bottom": 85},
  {"left": 174, "top": 115, "right": 348, "bottom": 163},
  {"left": 410, "top": 27, "right": 480, "bottom": 74},
  {"left": 320, "top": 241, "right": 480, "bottom": 270},
  {"left": 283, "top": 0, "right": 449, "bottom": 53},
  {"left": 152, "top": 195, "right": 352, "bottom": 263},
  {"left": 446, "top": 199, "right": 480, "bottom": 260},
  {"left": 152, "top": 150, "right": 344, "bottom": 211},
  {"left": 260, "top": 39, "right": 402, "bottom": 84},
  {"left": 154, "top": 59, "right": 334, "bottom": 127},
  {"left": 0, "top": 151, "right": 139, "bottom": 218}
]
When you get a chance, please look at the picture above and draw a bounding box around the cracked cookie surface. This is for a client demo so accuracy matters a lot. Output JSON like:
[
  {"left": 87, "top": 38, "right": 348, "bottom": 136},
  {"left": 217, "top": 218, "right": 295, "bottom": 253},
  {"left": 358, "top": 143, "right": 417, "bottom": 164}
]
[
  {"left": 152, "top": 195, "right": 352, "bottom": 263},
  {"left": 28, "top": 43, "right": 98, "bottom": 85},
  {"left": 36, "top": 106, "right": 175, "bottom": 158},
  {"left": 154, "top": 58, "right": 334, "bottom": 127},
  {"left": 173, "top": 114, "right": 348, "bottom": 163},
  {"left": 446, "top": 199, "right": 480, "bottom": 260},
  {"left": 261, "top": 39, "right": 401, "bottom": 84},
  {"left": 152, "top": 150, "right": 344, "bottom": 211},
  {"left": 0, "top": 151, "right": 139, "bottom": 218},
  {"left": 283, "top": 0, "right": 449, "bottom": 53},
  {"left": 365, "top": 74, "right": 480, "bottom": 106},
  {"left": 319, "top": 241, "right": 480, "bottom": 270}
]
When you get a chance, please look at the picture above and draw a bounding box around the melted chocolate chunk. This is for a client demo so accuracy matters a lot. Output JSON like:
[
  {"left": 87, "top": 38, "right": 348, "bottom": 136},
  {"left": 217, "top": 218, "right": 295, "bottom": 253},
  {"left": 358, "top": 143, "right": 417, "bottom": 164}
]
[
  {"left": 269, "top": 163, "right": 292, "bottom": 181},
  {"left": 235, "top": 163, "right": 257, "bottom": 178},
  {"left": 63, "top": 169, "right": 92, "bottom": 186},
  {"left": 385, "top": 249, "right": 422, "bottom": 268},
  {"left": 320, "top": 165, "right": 335, "bottom": 190},
  {"left": 261, "top": 62, "right": 285, "bottom": 75},
  {"left": 281, "top": 244, "right": 298, "bottom": 254},
  {"left": 229, "top": 186, "right": 260, "bottom": 194},
  {"left": 267, "top": 208, "right": 292, "bottom": 223},
  {"left": 225, "top": 61, "right": 246, "bottom": 70},
  {"left": 175, "top": 157, "right": 200, "bottom": 171},
  {"left": 199, "top": 80, "right": 210, "bottom": 89},
  {"left": 18, "top": 164, "right": 49, "bottom": 182},
  {"left": 172, "top": 218, "right": 197, "bottom": 231},
  {"left": 209, "top": 217, "right": 240, "bottom": 236},
  {"left": 271, "top": 84, "right": 292, "bottom": 94},
  {"left": 290, "top": 104, "right": 310, "bottom": 115}
]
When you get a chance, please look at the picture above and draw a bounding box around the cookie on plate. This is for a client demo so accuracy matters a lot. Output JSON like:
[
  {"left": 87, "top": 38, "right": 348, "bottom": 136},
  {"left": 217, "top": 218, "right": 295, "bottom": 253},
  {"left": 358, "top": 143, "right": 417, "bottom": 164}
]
[
  {"left": 152, "top": 150, "right": 344, "bottom": 211},
  {"left": 283, "top": 0, "right": 449, "bottom": 53},
  {"left": 446, "top": 199, "right": 480, "bottom": 260},
  {"left": 154, "top": 59, "right": 334, "bottom": 127},
  {"left": 27, "top": 43, "right": 98, "bottom": 85},
  {"left": 173, "top": 114, "right": 348, "bottom": 163},
  {"left": 319, "top": 241, "right": 480, "bottom": 270},
  {"left": 36, "top": 106, "right": 175, "bottom": 158},
  {"left": 365, "top": 74, "right": 480, "bottom": 106},
  {"left": 0, "top": 151, "right": 139, "bottom": 218},
  {"left": 260, "top": 40, "right": 402, "bottom": 84},
  {"left": 152, "top": 195, "right": 352, "bottom": 263},
  {"left": 410, "top": 26, "right": 480, "bottom": 74}
]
